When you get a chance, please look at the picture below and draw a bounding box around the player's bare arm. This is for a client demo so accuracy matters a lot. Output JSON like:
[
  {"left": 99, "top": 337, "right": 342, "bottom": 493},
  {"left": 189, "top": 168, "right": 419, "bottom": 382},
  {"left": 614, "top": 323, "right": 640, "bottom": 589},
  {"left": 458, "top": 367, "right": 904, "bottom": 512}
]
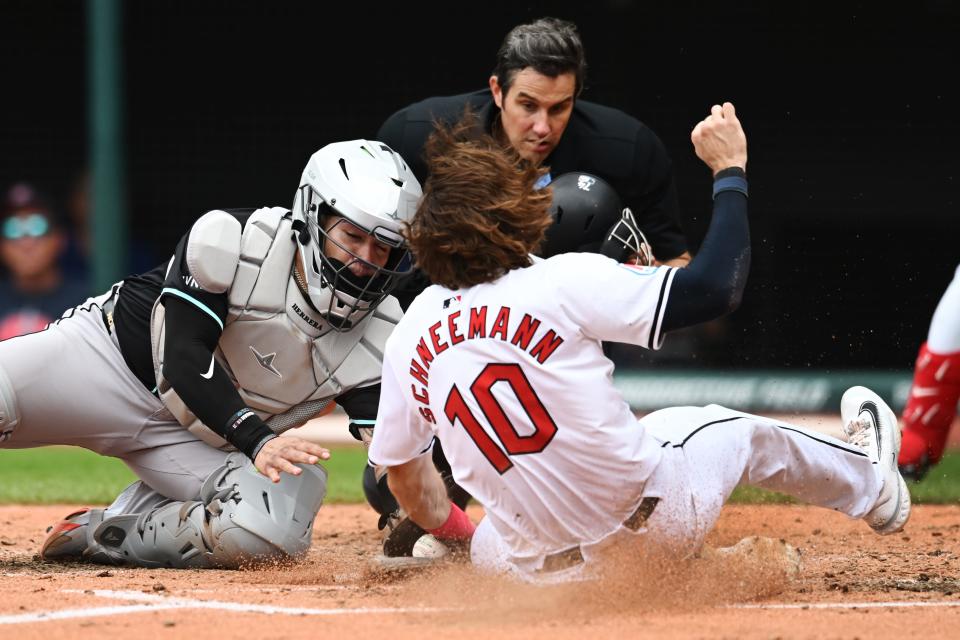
[
  {"left": 386, "top": 455, "right": 450, "bottom": 530},
  {"left": 383, "top": 454, "right": 476, "bottom": 552}
]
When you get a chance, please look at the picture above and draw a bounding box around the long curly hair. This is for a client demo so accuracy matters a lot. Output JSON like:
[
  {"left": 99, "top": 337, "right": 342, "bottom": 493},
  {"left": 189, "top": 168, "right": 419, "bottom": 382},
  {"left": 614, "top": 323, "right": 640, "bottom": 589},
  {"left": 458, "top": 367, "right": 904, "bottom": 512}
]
[{"left": 406, "top": 114, "right": 552, "bottom": 289}]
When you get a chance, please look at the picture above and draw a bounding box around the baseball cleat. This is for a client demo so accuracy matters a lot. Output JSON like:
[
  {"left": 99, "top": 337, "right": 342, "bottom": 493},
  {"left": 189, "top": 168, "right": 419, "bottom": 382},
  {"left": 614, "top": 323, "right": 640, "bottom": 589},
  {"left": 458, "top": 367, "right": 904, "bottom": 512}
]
[
  {"left": 40, "top": 508, "right": 97, "bottom": 561},
  {"left": 841, "top": 386, "right": 912, "bottom": 535},
  {"left": 898, "top": 447, "right": 932, "bottom": 483}
]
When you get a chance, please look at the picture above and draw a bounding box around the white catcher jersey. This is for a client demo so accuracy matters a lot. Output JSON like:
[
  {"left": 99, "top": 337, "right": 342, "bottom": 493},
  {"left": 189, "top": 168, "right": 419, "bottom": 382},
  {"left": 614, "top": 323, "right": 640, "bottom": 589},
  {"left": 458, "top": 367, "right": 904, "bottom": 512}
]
[{"left": 370, "top": 253, "right": 677, "bottom": 564}]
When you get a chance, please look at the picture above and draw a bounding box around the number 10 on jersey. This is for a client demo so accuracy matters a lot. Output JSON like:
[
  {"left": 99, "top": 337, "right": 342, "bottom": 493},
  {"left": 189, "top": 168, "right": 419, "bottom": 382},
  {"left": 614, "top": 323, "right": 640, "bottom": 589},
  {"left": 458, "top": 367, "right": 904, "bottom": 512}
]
[{"left": 443, "top": 363, "right": 558, "bottom": 473}]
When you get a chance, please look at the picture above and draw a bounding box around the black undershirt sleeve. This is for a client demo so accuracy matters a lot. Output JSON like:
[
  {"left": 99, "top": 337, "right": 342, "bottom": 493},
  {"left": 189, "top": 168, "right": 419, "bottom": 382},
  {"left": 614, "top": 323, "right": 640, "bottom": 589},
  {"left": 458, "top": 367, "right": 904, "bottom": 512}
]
[
  {"left": 661, "top": 168, "right": 750, "bottom": 332},
  {"left": 338, "top": 384, "right": 381, "bottom": 442},
  {"left": 162, "top": 296, "right": 276, "bottom": 460}
]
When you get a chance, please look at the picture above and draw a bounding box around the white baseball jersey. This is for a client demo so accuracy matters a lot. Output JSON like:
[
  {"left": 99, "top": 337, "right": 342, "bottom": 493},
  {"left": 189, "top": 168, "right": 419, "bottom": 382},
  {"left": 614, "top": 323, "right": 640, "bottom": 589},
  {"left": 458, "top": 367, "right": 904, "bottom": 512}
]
[{"left": 370, "top": 253, "right": 677, "bottom": 564}]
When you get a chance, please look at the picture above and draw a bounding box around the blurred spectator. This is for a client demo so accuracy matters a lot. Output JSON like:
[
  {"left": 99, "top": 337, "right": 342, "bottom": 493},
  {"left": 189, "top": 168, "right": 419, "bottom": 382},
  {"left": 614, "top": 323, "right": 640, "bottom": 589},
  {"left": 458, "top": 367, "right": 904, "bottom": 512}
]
[{"left": 0, "top": 182, "right": 90, "bottom": 340}]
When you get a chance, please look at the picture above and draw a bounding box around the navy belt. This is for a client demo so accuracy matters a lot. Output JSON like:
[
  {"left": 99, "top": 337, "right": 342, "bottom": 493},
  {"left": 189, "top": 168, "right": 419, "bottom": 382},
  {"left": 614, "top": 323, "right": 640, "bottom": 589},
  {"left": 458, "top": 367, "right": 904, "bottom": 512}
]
[{"left": 538, "top": 497, "right": 660, "bottom": 574}]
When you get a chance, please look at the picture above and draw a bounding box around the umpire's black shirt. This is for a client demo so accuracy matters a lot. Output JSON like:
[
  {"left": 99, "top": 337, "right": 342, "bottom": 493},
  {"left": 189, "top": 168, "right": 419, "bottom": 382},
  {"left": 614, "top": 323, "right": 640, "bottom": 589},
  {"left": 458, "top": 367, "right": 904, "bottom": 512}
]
[{"left": 377, "top": 89, "right": 689, "bottom": 309}]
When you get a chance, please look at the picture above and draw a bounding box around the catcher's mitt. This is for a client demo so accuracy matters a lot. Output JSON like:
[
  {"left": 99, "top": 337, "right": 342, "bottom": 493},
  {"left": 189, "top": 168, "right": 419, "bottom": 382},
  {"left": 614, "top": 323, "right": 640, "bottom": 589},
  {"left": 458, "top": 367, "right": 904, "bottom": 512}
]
[
  {"left": 382, "top": 516, "right": 469, "bottom": 560},
  {"left": 382, "top": 517, "right": 427, "bottom": 557}
]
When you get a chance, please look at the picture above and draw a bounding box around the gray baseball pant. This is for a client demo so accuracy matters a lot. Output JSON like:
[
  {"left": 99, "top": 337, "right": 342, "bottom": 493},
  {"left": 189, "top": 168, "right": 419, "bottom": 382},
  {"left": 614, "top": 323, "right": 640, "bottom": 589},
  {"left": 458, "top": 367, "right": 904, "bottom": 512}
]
[{"left": 0, "top": 287, "right": 230, "bottom": 513}]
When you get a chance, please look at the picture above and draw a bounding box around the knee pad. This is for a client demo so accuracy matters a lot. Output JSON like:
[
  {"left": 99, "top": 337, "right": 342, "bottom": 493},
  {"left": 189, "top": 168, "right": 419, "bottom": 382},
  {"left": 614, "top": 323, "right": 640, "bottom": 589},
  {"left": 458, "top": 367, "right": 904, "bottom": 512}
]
[
  {"left": 210, "top": 455, "right": 328, "bottom": 564},
  {"left": 0, "top": 362, "right": 20, "bottom": 442},
  {"left": 94, "top": 455, "right": 328, "bottom": 569}
]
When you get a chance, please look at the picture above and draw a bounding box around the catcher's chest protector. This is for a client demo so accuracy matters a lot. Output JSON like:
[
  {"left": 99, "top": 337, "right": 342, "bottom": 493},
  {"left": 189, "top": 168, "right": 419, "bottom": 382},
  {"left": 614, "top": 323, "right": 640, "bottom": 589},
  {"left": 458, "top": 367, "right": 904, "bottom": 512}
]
[{"left": 151, "top": 207, "right": 400, "bottom": 449}]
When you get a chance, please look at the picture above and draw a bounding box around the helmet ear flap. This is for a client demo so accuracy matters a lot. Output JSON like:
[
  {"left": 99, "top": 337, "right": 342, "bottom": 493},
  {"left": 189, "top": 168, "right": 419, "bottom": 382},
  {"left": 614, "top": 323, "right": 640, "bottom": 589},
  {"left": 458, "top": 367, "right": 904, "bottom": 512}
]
[{"left": 290, "top": 218, "right": 311, "bottom": 245}]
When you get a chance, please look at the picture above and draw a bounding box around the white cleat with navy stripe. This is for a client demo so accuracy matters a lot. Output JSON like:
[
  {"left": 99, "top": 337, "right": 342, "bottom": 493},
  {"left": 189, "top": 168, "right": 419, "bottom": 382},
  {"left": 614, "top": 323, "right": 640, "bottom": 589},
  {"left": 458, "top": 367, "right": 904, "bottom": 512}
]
[{"left": 841, "top": 386, "right": 912, "bottom": 535}]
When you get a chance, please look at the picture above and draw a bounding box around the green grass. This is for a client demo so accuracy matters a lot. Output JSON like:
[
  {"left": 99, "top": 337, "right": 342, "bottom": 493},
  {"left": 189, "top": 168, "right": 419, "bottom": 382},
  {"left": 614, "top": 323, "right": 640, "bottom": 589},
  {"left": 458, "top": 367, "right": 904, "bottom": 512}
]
[
  {"left": 0, "top": 445, "right": 368, "bottom": 505},
  {"left": 3, "top": 446, "right": 960, "bottom": 506},
  {"left": 903, "top": 452, "right": 960, "bottom": 504}
]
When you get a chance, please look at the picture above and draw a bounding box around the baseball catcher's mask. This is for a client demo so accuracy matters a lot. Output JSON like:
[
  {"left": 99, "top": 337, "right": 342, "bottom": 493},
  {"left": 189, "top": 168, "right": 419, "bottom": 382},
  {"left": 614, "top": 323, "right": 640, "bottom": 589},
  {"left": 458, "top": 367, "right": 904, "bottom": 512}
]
[{"left": 291, "top": 139, "right": 422, "bottom": 330}]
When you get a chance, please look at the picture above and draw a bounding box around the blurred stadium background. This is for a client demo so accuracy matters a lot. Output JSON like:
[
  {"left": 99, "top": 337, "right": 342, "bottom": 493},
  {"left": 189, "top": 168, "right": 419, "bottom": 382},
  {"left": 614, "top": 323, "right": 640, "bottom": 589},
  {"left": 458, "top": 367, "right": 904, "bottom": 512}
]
[{"left": 2, "top": 0, "right": 958, "bottom": 415}]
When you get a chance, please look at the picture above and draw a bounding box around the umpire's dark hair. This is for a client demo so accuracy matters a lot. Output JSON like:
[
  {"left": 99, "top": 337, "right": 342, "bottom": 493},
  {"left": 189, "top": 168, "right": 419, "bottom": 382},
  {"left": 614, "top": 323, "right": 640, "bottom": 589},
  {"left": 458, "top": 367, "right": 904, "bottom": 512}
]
[{"left": 492, "top": 17, "right": 587, "bottom": 97}]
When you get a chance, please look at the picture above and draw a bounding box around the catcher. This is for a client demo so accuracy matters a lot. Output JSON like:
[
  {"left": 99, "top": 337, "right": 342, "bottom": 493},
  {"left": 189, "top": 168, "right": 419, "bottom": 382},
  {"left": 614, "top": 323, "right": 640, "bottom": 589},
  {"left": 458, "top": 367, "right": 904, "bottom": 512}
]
[
  {"left": 0, "top": 139, "right": 420, "bottom": 568},
  {"left": 369, "top": 103, "right": 912, "bottom": 581}
]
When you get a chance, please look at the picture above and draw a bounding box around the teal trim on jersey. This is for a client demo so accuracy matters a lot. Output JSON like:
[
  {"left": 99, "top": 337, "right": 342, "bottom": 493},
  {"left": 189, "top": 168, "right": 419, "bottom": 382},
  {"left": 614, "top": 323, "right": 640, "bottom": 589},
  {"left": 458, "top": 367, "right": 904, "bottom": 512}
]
[
  {"left": 160, "top": 288, "right": 224, "bottom": 330},
  {"left": 350, "top": 419, "right": 376, "bottom": 425},
  {"left": 617, "top": 264, "right": 660, "bottom": 277}
]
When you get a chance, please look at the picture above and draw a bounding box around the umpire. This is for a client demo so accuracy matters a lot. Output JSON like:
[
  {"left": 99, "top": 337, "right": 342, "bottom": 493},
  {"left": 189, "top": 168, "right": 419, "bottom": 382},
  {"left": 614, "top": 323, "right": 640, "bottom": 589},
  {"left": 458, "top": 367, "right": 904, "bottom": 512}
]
[
  {"left": 366, "top": 16, "right": 691, "bottom": 543},
  {"left": 378, "top": 16, "right": 691, "bottom": 311}
]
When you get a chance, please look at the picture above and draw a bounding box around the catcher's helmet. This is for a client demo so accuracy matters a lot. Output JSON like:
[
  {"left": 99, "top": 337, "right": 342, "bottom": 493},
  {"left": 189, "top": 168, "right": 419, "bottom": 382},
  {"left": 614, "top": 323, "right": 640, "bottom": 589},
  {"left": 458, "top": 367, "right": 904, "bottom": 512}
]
[
  {"left": 540, "top": 172, "right": 624, "bottom": 257},
  {"left": 291, "top": 140, "right": 421, "bottom": 330}
]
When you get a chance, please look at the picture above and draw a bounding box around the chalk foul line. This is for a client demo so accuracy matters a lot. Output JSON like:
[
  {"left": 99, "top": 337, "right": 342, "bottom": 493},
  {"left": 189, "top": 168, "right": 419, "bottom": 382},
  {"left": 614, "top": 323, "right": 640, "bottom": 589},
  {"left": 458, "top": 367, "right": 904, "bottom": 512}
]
[
  {"left": 3, "top": 589, "right": 959, "bottom": 625},
  {"left": 732, "top": 600, "right": 960, "bottom": 610},
  {"left": 0, "top": 589, "right": 452, "bottom": 625}
]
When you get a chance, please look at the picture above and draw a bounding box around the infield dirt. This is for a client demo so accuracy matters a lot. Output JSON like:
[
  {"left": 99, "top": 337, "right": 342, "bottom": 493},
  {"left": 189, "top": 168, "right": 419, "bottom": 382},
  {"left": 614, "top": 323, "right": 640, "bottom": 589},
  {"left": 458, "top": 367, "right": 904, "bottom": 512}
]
[{"left": 1, "top": 503, "right": 959, "bottom": 639}]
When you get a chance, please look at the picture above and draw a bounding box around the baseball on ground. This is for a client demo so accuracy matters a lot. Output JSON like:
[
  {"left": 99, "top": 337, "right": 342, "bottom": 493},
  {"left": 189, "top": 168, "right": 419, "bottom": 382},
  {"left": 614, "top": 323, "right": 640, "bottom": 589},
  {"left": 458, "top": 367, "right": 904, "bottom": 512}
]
[{"left": 412, "top": 534, "right": 449, "bottom": 559}]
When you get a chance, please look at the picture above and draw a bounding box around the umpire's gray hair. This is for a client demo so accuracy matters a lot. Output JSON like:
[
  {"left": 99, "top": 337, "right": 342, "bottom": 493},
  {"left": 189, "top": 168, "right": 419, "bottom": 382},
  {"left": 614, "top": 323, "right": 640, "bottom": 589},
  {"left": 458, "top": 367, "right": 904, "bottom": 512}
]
[{"left": 492, "top": 17, "right": 587, "bottom": 97}]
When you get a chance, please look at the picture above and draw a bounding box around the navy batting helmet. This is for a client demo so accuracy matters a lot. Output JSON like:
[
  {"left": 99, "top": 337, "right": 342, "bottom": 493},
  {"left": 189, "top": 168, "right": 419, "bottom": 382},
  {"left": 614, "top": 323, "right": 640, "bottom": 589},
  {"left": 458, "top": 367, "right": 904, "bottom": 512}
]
[{"left": 540, "top": 172, "right": 623, "bottom": 258}]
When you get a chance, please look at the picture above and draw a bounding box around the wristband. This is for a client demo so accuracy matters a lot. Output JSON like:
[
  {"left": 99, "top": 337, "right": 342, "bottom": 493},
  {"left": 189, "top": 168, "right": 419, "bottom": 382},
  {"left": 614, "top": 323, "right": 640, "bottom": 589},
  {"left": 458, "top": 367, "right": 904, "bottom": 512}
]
[
  {"left": 712, "top": 167, "right": 748, "bottom": 199},
  {"left": 715, "top": 166, "right": 746, "bottom": 179},
  {"left": 223, "top": 407, "right": 276, "bottom": 459},
  {"left": 249, "top": 433, "right": 278, "bottom": 462},
  {"left": 712, "top": 177, "right": 748, "bottom": 199},
  {"left": 426, "top": 503, "right": 476, "bottom": 540}
]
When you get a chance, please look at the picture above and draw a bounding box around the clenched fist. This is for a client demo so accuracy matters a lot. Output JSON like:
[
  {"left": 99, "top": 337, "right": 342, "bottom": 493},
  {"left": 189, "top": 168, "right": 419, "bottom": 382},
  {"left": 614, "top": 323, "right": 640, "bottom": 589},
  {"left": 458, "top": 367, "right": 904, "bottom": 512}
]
[
  {"left": 254, "top": 435, "right": 331, "bottom": 483},
  {"left": 691, "top": 102, "right": 747, "bottom": 176}
]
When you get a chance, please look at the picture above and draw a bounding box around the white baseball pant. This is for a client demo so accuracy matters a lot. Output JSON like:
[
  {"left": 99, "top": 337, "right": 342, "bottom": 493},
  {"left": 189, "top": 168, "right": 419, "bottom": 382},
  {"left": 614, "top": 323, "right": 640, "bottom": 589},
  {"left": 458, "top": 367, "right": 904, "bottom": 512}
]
[{"left": 471, "top": 404, "right": 881, "bottom": 582}]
